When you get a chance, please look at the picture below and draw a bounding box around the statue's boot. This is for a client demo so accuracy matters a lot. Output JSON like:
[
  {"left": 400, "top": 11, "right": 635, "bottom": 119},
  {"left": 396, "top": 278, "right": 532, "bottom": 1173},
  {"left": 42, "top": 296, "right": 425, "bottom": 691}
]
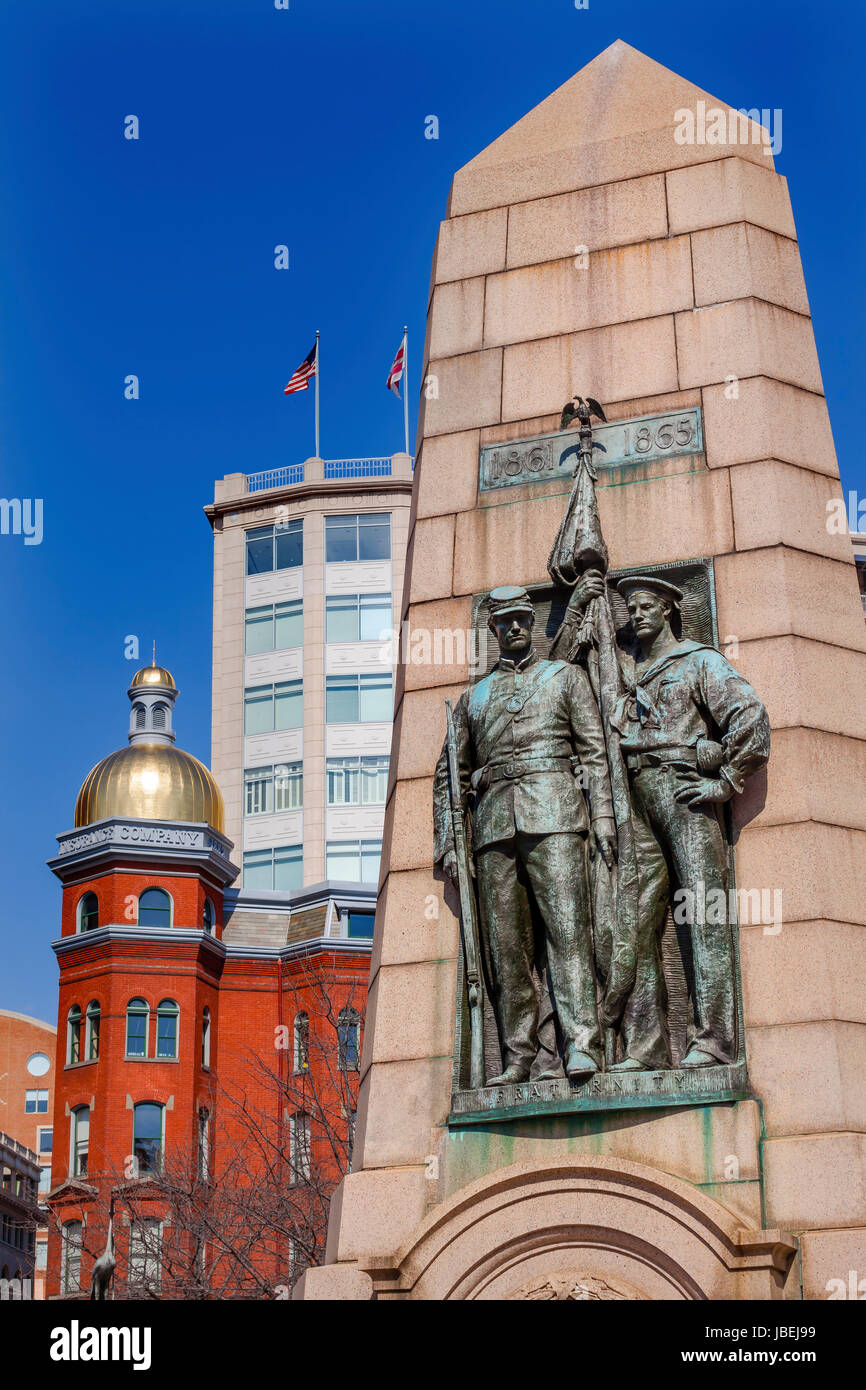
[
  {"left": 681, "top": 1047, "right": 717, "bottom": 1068},
  {"left": 486, "top": 1063, "right": 531, "bottom": 1086},
  {"left": 609, "top": 1056, "right": 647, "bottom": 1072},
  {"left": 564, "top": 1046, "right": 598, "bottom": 1079}
]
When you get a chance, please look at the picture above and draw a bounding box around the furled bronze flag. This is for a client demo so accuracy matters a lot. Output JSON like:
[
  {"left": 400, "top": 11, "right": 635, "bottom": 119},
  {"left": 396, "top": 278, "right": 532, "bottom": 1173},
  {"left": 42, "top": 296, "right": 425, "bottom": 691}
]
[{"left": 548, "top": 400, "right": 639, "bottom": 1036}]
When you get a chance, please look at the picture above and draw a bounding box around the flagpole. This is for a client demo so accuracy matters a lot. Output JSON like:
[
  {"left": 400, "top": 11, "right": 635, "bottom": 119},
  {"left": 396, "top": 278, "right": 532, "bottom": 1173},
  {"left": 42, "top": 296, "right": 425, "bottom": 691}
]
[
  {"left": 402, "top": 326, "right": 409, "bottom": 456},
  {"left": 314, "top": 330, "right": 320, "bottom": 459}
]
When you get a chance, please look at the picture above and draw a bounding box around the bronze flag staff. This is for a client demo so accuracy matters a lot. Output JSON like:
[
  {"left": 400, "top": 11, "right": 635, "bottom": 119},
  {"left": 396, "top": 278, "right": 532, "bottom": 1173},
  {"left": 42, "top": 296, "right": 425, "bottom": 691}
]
[{"left": 444, "top": 698, "right": 485, "bottom": 1089}]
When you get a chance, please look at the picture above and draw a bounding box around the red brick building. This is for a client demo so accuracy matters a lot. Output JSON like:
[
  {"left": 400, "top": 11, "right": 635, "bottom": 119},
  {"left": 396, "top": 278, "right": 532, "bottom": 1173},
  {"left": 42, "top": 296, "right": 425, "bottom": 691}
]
[{"left": 45, "top": 662, "right": 372, "bottom": 1298}]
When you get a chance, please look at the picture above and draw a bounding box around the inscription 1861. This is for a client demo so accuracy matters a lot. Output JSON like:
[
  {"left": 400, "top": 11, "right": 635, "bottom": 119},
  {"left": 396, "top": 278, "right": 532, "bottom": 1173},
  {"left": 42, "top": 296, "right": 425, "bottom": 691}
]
[{"left": 479, "top": 408, "right": 703, "bottom": 492}]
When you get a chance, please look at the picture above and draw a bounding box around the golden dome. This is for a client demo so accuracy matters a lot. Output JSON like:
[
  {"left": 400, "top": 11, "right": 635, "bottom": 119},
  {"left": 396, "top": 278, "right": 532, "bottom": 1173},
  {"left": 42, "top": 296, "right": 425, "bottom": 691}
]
[
  {"left": 130, "top": 663, "right": 177, "bottom": 692},
  {"left": 75, "top": 743, "right": 224, "bottom": 833}
]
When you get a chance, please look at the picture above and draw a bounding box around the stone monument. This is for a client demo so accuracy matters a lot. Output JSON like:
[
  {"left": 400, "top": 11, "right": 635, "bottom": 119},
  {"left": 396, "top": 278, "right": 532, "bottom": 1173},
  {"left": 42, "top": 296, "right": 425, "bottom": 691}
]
[{"left": 298, "top": 40, "right": 866, "bottom": 1301}]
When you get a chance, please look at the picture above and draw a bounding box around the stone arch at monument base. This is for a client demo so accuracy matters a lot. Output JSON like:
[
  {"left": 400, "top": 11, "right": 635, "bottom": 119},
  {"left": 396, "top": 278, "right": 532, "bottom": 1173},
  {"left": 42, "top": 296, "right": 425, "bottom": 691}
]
[{"left": 298, "top": 1156, "right": 798, "bottom": 1301}]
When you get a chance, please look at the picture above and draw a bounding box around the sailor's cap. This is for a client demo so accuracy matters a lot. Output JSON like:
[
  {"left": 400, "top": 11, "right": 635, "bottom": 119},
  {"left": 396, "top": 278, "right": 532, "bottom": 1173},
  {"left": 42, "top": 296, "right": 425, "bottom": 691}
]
[{"left": 616, "top": 574, "right": 684, "bottom": 605}]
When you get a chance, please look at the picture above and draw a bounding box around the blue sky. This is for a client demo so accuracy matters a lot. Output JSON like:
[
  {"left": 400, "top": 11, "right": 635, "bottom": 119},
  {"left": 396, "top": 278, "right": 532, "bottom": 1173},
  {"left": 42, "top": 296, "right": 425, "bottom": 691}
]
[{"left": 1, "top": 0, "right": 863, "bottom": 1023}]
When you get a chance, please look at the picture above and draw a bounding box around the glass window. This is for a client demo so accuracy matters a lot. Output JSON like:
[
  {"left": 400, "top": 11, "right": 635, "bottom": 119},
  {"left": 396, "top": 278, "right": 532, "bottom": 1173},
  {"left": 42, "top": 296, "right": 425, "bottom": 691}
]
[
  {"left": 359, "top": 513, "right": 391, "bottom": 561},
  {"left": 244, "top": 765, "right": 272, "bottom": 816},
  {"left": 67, "top": 1005, "right": 82, "bottom": 1065},
  {"left": 290, "top": 1112, "right": 311, "bottom": 1182},
  {"left": 359, "top": 673, "right": 393, "bottom": 722},
  {"left": 324, "top": 515, "right": 357, "bottom": 563},
  {"left": 325, "top": 674, "right": 358, "bottom": 724},
  {"left": 61, "top": 1220, "right": 82, "bottom": 1294},
  {"left": 156, "top": 999, "right": 179, "bottom": 1059},
  {"left": 38, "top": 1167, "right": 51, "bottom": 1196},
  {"left": 274, "top": 845, "right": 303, "bottom": 892},
  {"left": 326, "top": 755, "right": 388, "bottom": 805},
  {"left": 38, "top": 1127, "right": 53, "bottom": 1154},
  {"left": 325, "top": 513, "right": 390, "bottom": 563},
  {"left": 244, "top": 605, "right": 273, "bottom": 654},
  {"left": 244, "top": 685, "right": 272, "bottom": 735},
  {"left": 326, "top": 756, "right": 359, "bottom": 806},
  {"left": 203, "top": 898, "right": 216, "bottom": 934},
  {"left": 71, "top": 1105, "right": 89, "bottom": 1177},
  {"left": 128, "top": 1218, "right": 162, "bottom": 1291},
  {"left": 245, "top": 600, "right": 303, "bottom": 653},
  {"left": 275, "top": 599, "right": 303, "bottom": 649},
  {"left": 25, "top": 1088, "right": 49, "bottom": 1113},
  {"left": 245, "top": 520, "right": 303, "bottom": 575},
  {"left": 126, "top": 998, "right": 149, "bottom": 1057},
  {"left": 274, "top": 762, "right": 303, "bottom": 811},
  {"left": 347, "top": 912, "right": 375, "bottom": 940},
  {"left": 26, "top": 1052, "right": 50, "bottom": 1077},
  {"left": 360, "top": 755, "right": 389, "bottom": 804},
  {"left": 274, "top": 681, "right": 302, "bottom": 730},
  {"left": 361, "top": 839, "right": 382, "bottom": 884},
  {"left": 242, "top": 845, "right": 303, "bottom": 893},
  {"left": 201, "top": 1008, "right": 211, "bottom": 1068},
  {"left": 198, "top": 1109, "right": 210, "bottom": 1181},
  {"left": 360, "top": 593, "right": 392, "bottom": 642},
  {"left": 338, "top": 1009, "right": 360, "bottom": 1071},
  {"left": 325, "top": 593, "right": 392, "bottom": 643},
  {"left": 242, "top": 848, "right": 273, "bottom": 891},
  {"left": 325, "top": 594, "right": 359, "bottom": 643},
  {"left": 245, "top": 525, "right": 274, "bottom": 575},
  {"left": 275, "top": 520, "right": 303, "bottom": 570},
  {"left": 133, "top": 1103, "right": 164, "bottom": 1175},
  {"left": 78, "top": 892, "right": 98, "bottom": 933},
  {"left": 86, "top": 1001, "right": 100, "bottom": 1061},
  {"left": 138, "top": 888, "right": 171, "bottom": 928},
  {"left": 244, "top": 763, "right": 302, "bottom": 816},
  {"left": 326, "top": 839, "right": 382, "bottom": 883},
  {"left": 244, "top": 682, "right": 303, "bottom": 734},
  {"left": 293, "top": 1013, "right": 309, "bottom": 1072}
]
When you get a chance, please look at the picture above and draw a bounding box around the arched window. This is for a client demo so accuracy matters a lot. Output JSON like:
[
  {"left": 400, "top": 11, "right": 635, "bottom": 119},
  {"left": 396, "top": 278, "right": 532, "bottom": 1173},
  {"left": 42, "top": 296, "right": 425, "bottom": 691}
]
[
  {"left": 152, "top": 703, "right": 167, "bottom": 730},
  {"left": 77, "top": 892, "right": 99, "bottom": 933},
  {"left": 293, "top": 1013, "right": 309, "bottom": 1073},
  {"left": 197, "top": 1108, "right": 210, "bottom": 1181},
  {"left": 61, "top": 1220, "right": 83, "bottom": 1293},
  {"left": 202, "top": 898, "right": 216, "bottom": 935},
  {"left": 70, "top": 1105, "right": 89, "bottom": 1177},
  {"left": 138, "top": 888, "right": 172, "bottom": 928},
  {"left": 134, "top": 703, "right": 146, "bottom": 729},
  {"left": 126, "top": 998, "right": 149, "bottom": 1057},
  {"left": 133, "top": 1102, "right": 164, "bottom": 1175},
  {"left": 289, "top": 1112, "right": 311, "bottom": 1182},
  {"left": 337, "top": 1008, "right": 360, "bottom": 1072},
  {"left": 201, "top": 1008, "right": 211, "bottom": 1068},
  {"left": 67, "top": 1005, "right": 82, "bottom": 1065},
  {"left": 86, "top": 1001, "right": 100, "bottom": 1061},
  {"left": 156, "top": 999, "right": 179, "bottom": 1059}
]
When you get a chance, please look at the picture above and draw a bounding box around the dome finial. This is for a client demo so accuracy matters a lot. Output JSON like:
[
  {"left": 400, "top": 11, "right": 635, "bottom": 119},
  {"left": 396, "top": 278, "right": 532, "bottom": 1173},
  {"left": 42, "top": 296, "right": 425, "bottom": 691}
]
[{"left": 152, "top": 639, "right": 156, "bottom": 666}]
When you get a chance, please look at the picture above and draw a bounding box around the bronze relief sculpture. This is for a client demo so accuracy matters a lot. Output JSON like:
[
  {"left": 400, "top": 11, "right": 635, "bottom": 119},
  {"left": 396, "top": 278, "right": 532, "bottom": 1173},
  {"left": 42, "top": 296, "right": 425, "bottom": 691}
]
[{"left": 434, "top": 395, "right": 770, "bottom": 1100}]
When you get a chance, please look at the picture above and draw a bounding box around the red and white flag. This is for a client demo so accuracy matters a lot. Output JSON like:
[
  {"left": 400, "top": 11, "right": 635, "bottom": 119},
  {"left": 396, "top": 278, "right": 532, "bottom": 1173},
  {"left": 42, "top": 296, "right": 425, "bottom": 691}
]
[
  {"left": 284, "top": 342, "right": 318, "bottom": 395},
  {"left": 386, "top": 334, "right": 406, "bottom": 397}
]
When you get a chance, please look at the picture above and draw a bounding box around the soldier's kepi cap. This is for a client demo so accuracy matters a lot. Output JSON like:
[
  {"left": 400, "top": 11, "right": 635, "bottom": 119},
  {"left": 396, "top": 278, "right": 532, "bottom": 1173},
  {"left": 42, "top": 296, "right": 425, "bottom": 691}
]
[
  {"left": 616, "top": 575, "right": 684, "bottom": 605},
  {"left": 487, "top": 585, "right": 535, "bottom": 620}
]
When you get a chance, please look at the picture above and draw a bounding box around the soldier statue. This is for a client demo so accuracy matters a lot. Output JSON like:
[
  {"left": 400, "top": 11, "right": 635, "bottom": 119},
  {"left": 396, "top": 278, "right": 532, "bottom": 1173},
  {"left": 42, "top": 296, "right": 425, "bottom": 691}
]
[
  {"left": 433, "top": 585, "right": 616, "bottom": 1084},
  {"left": 570, "top": 570, "right": 770, "bottom": 1070}
]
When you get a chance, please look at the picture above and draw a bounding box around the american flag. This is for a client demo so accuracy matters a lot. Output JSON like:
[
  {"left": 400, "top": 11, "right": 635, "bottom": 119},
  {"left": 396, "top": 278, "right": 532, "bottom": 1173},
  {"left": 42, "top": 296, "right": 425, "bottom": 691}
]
[
  {"left": 386, "top": 335, "right": 405, "bottom": 397},
  {"left": 284, "top": 343, "right": 317, "bottom": 395}
]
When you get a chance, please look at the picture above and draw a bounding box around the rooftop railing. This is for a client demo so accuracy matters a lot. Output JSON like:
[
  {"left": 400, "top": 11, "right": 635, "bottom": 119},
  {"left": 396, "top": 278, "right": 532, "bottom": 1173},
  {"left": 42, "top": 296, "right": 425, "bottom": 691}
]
[
  {"left": 247, "top": 464, "right": 305, "bottom": 493},
  {"left": 246, "top": 455, "right": 411, "bottom": 494}
]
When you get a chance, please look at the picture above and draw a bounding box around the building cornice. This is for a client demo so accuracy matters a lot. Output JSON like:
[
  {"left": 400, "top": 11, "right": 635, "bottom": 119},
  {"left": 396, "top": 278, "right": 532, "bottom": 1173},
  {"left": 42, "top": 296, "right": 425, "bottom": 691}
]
[
  {"left": 47, "top": 817, "right": 238, "bottom": 887},
  {"left": 51, "top": 924, "right": 372, "bottom": 965},
  {"left": 205, "top": 474, "right": 413, "bottom": 526}
]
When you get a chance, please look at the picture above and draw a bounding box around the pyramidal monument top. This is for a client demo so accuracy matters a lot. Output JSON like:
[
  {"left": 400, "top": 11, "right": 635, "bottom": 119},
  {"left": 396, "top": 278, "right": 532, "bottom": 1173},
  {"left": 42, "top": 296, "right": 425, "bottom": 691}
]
[{"left": 449, "top": 40, "right": 775, "bottom": 216}]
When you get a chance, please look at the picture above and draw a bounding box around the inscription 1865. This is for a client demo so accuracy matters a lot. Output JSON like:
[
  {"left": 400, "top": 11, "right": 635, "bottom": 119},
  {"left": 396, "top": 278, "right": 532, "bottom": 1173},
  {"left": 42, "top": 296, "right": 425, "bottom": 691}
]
[{"left": 479, "top": 408, "right": 703, "bottom": 492}]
